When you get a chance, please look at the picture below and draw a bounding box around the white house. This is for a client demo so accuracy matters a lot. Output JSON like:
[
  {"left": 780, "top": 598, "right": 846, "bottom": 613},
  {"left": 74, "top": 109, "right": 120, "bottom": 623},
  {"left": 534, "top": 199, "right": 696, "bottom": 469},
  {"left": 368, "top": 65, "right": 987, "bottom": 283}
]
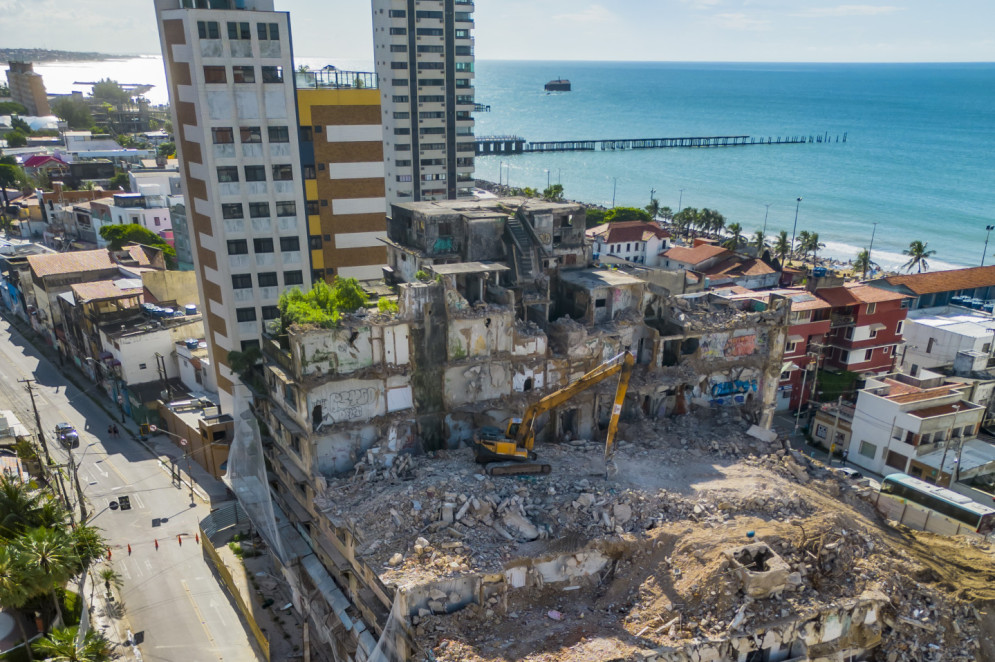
[
  {"left": 901, "top": 307, "right": 995, "bottom": 373},
  {"left": 587, "top": 221, "right": 671, "bottom": 267},
  {"left": 847, "top": 369, "right": 985, "bottom": 480},
  {"left": 660, "top": 243, "right": 731, "bottom": 272},
  {"left": 100, "top": 315, "right": 205, "bottom": 388}
]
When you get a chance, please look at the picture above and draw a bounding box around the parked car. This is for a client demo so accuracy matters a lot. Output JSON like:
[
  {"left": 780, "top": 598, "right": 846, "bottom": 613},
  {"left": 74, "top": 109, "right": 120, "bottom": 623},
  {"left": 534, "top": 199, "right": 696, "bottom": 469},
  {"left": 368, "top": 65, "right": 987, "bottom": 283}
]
[
  {"left": 55, "top": 422, "right": 79, "bottom": 449},
  {"left": 833, "top": 466, "right": 863, "bottom": 480}
]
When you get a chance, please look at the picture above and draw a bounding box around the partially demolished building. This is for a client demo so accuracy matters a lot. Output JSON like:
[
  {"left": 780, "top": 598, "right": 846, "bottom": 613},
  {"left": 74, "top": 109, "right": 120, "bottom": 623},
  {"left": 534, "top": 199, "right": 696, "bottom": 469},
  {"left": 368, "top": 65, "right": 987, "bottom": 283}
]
[{"left": 246, "top": 197, "right": 798, "bottom": 660}]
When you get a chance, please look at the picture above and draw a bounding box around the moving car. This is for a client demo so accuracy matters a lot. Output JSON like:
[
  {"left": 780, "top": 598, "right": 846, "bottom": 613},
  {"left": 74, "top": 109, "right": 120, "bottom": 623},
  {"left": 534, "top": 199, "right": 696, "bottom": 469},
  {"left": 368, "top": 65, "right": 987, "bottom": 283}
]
[{"left": 55, "top": 422, "right": 79, "bottom": 449}]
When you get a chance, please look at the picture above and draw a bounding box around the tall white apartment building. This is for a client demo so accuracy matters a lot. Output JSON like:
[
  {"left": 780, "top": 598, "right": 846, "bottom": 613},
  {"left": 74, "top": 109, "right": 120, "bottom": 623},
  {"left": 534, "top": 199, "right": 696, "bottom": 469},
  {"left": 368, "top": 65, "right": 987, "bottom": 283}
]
[
  {"left": 155, "top": 0, "right": 311, "bottom": 409},
  {"left": 372, "top": 0, "right": 476, "bottom": 204}
]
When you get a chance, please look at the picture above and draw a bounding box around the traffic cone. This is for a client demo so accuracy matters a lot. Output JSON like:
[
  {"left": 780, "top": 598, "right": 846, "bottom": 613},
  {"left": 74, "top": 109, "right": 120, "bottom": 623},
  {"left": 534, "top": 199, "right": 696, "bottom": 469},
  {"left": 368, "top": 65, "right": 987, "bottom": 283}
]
[
  {"left": 127, "top": 544, "right": 132, "bottom": 555},
  {"left": 195, "top": 533, "right": 200, "bottom": 544},
  {"left": 178, "top": 534, "right": 182, "bottom": 546},
  {"left": 107, "top": 548, "right": 112, "bottom": 560},
  {"left": 154, "top": 539, "right": 159, "bottom": 550}
]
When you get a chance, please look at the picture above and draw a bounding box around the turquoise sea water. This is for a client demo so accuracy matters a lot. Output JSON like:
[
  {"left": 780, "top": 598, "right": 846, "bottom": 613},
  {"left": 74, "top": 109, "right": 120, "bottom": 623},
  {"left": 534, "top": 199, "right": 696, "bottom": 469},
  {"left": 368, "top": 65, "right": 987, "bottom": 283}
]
[
  {"left": 474, "top": 61, "right": 995, "bottom": 271},
  {"left": 25, "top": 58, "right": 995, "bottom": 270}
]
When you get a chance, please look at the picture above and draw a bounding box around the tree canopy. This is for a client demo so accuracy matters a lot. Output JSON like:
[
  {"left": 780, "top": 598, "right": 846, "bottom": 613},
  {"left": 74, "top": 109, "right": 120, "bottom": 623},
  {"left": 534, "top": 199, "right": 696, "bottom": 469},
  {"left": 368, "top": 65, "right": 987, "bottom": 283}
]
[
  {"left": 542, "top": 184, "right": 564, "bottom": 202},
  {"left": 0, "top": 101, "right": 27, "bottom": 115},
  {"left": 157, "top": 142, "right": 175, "bottom": 159},
  {"left": 604, "top": 206, "right": 652, "bottom": 223},
  {"left": 277, "top": 278, "right": 368, "bottom": 331},
  {"left": 5, "top": 130, "right": 27, "bottom": 147},
  {"left": 98, "top": 223, "right": 177, "bottom": 268},
  {"left": 91, "top": 78, "right": 132, "bottom": 107},
  {"left": 902, "top": 240, "right": 936, "bottom": 273},
  {"left": 51, "top": 97, "right": 94, "bottom": 130}
]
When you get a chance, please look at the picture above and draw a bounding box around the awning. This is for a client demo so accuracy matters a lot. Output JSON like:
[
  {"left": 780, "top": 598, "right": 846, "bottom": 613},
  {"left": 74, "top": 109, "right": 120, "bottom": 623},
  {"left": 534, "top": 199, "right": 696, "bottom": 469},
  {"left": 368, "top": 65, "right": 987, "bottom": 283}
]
[
  {"left": 788, "top": 335, "right": 804, "bottom": 343},
  {"left": 781, "top": 361, "right": 798, "bottom": 373},
  {"left": 869, "top": 323, "right": 887, "bottom": 331}
]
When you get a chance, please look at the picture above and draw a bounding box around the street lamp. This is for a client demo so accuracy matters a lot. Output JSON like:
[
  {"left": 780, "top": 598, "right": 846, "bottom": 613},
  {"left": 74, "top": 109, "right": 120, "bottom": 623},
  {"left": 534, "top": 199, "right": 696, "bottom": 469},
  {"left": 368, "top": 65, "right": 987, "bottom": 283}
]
[
  {"left": 544, "top": 168, "right": 550, "bottom": 189},
  {"left": 150, "top": 425, "right": 197, "bottom": 506},
  {"left": 762, "top": 203, "right": 771, "bottom": 237},
  {"left": 498, "top": 161, "right": 504, "bottom": 187},
  {"left": 84, "top": 357, "right": 125, "bottom": 423},
  {"left": 867, "top": 222, "right": 879, "bottom": 272},
  {"left": 611, "top": 177, "right": 617, "bottom": 209},
  {"left": 983, "top": 225, "right": 995, "bottom": 267},
  {"left": 678, "top": 188, "right": 685, "bottom": 215},
  {"left": 790, "top": 197, "right": 803, "bottom": 259}
]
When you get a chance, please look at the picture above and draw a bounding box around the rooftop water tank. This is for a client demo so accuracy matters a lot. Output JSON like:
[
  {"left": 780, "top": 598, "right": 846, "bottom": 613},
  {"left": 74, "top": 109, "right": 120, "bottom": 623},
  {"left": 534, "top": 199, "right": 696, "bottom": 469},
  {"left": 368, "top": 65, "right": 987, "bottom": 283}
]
[
  {"left": 185, "top": 338, "right": 199, "bottom": 349},
  {"left": 185, "top": 304, "right": 198, "bottom": 315}
]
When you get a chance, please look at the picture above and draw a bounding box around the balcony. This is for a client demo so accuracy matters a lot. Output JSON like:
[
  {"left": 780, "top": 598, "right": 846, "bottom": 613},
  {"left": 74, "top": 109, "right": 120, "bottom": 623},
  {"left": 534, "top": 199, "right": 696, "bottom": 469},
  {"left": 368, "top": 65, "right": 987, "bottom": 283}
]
[
  {"left": 233, "top": 288, "right": 255, "bottom": 303},
  {"left": 830, "top": 314, "right": 854, "bottom": 329},
  {"left": 223, "top": 219, "right": 245, "bottom": 234},
  {"left": 251, "top": 218, "right": 272, "bottom": 233}
]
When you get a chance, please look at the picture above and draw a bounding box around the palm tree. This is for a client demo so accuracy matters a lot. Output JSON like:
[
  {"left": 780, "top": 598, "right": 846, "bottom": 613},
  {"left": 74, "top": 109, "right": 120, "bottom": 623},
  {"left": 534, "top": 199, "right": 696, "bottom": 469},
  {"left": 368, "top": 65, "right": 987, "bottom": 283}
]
[
  {"left": 854, "top": 249, "right": 872, "bottom": 278},
  {"left": 902, "top": 240, "right": 936, "bottom": 273},
  {"left": 659, "top": 206, "right": 673, "bottom": 222},
  {"left": 699, "top": 208, "right": 725, "bottom": 237},
  {"left": 98, "top": 567, "right": 123, "bottom": 595},
  {"left": 645, "top": 198, "right": 661, "bottom": 220},
  {"left": 0, "top": 546, "right": 40, "bottom": 661},
  {"left": 795, "top": 230, "right": 811, "bottom": 258},
  {"left": 774, "top": 231, "right": 790, "bottom": 264},
  {"left": 723, "top": 222, "right": 743, "bottom": 250},
  {"left": 673, "top": 207, "right": 697, "bottom": 238},
  {"left": 13, "top": 527, "right": 78, "bottom": 628},
  {"left": 750, "top": 230, "right": 767, "bottom": 252},
  {"left": 34, "top": 627, "right": 112, "bottom": 662},
  {"left": 0, "top": 476, "right": 45, "bottom": 539},
  {"left": 805, "top": 232, "right": 825, "bottom": 261}
]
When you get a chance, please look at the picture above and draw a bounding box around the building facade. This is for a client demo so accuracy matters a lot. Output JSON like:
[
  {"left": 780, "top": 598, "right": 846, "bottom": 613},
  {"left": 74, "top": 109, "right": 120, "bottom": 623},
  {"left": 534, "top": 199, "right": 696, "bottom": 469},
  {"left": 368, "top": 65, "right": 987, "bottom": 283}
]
[
  {"left": 372, "top": 0, "right": 476, "bottom": 205},
  {"left": 155, "top": 0, "right": 313, "bottom": 409},
  {"left": 295, "top": 73, "right": 388, "bottom": 281},
  {"left": 5, "top": 61, "right": 51, "bottom": 116},
  {"left": 817, "top": 284, "right": 909, "bottom": 374}
]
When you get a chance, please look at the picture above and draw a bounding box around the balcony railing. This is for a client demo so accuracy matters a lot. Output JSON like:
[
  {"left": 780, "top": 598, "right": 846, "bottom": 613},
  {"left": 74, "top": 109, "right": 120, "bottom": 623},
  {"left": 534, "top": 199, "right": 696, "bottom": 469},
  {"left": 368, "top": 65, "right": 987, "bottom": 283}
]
[
  {"left": 830, "top": 314, "right": 854, "bottom": 328},
  {"left": 294, "top": 69, "right": 378, "bottom": 91}
]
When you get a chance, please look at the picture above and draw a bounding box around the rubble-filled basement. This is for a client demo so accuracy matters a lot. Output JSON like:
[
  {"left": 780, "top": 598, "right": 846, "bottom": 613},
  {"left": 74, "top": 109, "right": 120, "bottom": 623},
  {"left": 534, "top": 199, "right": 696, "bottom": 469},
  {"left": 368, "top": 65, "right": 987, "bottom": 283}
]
[{"left": 309, "top": 414, "right": 995, "bottom": 662}]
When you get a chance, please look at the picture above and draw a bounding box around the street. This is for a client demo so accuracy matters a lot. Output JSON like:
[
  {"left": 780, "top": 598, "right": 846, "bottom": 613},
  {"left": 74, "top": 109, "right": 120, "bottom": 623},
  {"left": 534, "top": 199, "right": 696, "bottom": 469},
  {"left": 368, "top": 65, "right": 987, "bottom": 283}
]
[{"left": 0, "top": 317, "right": 260, "bottom": 662}]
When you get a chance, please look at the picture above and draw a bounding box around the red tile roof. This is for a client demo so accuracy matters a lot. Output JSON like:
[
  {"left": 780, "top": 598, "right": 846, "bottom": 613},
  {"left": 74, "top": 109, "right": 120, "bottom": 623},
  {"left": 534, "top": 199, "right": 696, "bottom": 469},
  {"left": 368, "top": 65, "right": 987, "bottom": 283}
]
[
  {"left": 704, "top": 257, "right": 776, "bottom": 278},
  {"left": 23, "top": 155, "right": 67, "bottom": 168},
  {"left": 27, "top": 250, "right": 117, "bottom": 278},
  {"left": 910, "top": 402, "right": 979, "bottom": 418},
  {"left": 879, "top": 265, "right": 995, "bottom": 295},
  {"left": 587, "top": 221, "right": 670, "bottom": 244},
  {"left": 887, "top": 386, "right": 954, "bottom": 404},
  {"left": 816, "top": 284, "right": 910, "bottom": 307},
  {"left": 882, "top": 378, "right": 921, "bottom": 397},
  {"left": 662, "top": 243, "right": 730, "bottom": 266}
]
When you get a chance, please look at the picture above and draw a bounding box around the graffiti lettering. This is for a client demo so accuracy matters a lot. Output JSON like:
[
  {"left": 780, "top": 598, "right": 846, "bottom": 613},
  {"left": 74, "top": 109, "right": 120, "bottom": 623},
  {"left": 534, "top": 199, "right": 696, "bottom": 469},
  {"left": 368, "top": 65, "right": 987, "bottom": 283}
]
[
  {"left": 710, "top": 379, "right": 757, "bottom": 398},
  {"left": 724, "top": 334, "right": 757, "bottom": 357}
]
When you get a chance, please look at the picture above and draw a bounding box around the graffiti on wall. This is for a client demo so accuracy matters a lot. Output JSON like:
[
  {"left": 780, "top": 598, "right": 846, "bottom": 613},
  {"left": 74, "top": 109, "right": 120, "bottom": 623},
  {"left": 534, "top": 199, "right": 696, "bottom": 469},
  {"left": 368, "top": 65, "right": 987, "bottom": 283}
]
[
  {"left": 700, "top": 329, "right": 767, "bottom": 359},
  {"left": 311, "top": 385, "right": 380, "bottom": 428},
  {"left": 711, "top": 379, "right": 757, "bottom": 398}
]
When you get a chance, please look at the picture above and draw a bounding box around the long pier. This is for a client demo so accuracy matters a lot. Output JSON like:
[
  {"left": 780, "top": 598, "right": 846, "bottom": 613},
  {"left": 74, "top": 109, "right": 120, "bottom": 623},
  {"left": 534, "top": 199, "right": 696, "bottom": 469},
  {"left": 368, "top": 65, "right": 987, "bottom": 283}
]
[{"left": 475, "top": 132, "right": 847, "bottom": 156}]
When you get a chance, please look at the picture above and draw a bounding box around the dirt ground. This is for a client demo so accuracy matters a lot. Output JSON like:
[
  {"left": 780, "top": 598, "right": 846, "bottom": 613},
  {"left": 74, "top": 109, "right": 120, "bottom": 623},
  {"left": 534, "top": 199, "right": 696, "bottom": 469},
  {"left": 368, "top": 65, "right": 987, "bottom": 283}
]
[{"left": 317, "top": 410, "right": 995, "bottom": 662}]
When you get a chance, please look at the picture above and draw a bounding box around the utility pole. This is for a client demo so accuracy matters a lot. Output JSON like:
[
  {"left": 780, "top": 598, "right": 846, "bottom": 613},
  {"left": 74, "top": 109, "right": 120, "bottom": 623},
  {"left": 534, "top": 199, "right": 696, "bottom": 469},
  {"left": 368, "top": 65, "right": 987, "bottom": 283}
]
[
  {"left": 67, "top": 444, "right": 88, "bottom": 523},
  {"left": 20, "top": 378, "right": 51, "bottom": 466},
  {"left": 828, "top": 395, "right": 844, "bottom": 465},
  {"left": 937, "top": 405, "right": 961, "bottom": 486}
]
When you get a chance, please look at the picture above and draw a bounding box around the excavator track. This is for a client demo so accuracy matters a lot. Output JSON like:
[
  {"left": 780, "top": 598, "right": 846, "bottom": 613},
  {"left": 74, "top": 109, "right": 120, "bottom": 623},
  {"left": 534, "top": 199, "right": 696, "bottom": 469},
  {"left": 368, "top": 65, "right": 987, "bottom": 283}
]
[{"left": 484, "top": 461, "right": 552, "bottom": 476}]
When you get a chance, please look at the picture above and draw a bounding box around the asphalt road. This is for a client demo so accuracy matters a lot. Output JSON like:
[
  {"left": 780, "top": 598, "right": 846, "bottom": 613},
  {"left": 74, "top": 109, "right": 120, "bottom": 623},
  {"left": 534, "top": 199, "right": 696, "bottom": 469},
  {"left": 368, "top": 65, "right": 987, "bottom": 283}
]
[{"left": 0, "top": 317, "right": 260, "bottom": 662}]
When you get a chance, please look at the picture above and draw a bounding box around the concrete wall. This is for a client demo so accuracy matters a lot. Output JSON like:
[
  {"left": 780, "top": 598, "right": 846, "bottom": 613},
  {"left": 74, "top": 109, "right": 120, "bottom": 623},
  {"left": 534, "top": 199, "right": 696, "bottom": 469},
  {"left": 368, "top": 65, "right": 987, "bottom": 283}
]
[
  {"left": 307, "top": 374, "right": 413, "bottom": 431},
  {"left": 142, "top": 270, "right": 200, "bottom": 308},
  {"left": 102, "top": 318, "right": 204, "bottom": 385},
  {"left": 293, "top": 322, "right": 411, "bottom": 379}
]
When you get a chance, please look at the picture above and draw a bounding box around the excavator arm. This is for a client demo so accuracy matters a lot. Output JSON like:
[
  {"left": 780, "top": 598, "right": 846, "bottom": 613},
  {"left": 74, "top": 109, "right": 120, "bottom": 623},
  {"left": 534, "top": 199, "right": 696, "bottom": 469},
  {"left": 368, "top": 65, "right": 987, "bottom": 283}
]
[{"left": 514, "top": 350, "right": 635, "bottom": 451}]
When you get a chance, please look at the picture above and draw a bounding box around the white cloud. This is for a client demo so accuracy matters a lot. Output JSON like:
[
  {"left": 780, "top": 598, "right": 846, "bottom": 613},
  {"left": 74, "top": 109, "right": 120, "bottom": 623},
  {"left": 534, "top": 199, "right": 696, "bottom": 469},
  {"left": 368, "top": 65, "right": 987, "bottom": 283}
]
[
  {"left": 680, "top": 0, "right": 724, "bottom": 9},
  {"left": 714, "top": 12, "right": 770, "bottom": 31},
  {"left": 552, "top": 4, "right": 618, "bottom": 24},
  {"left": 796, "top": 5, "right": 904, "bottom": 18}
]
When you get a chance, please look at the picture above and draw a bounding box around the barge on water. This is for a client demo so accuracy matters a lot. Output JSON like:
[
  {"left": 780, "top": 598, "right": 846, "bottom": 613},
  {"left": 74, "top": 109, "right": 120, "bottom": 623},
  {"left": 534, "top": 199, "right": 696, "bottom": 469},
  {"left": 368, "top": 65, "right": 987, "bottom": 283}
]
[{"left": 544, "top": 78, "right": 571, "bottom": 92}]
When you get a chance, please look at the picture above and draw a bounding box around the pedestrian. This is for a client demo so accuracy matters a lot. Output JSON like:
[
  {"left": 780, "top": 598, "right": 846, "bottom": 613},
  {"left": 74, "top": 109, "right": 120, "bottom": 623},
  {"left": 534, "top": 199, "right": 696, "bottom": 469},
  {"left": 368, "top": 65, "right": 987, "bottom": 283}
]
[
  {"left": 113, "top": 424, "right": 119, "bottom": 437},
  {"left": 108, "top": 424, "right": 113, "bottom": 437},
  {"left": 841, "top": 449, "right": 849, "bottom": 467}
]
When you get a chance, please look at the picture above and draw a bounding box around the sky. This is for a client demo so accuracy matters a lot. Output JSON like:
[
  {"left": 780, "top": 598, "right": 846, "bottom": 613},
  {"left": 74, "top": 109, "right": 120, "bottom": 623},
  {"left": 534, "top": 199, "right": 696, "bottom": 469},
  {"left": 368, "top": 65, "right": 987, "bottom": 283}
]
[{"left": 0, "top": 0, "right": 993, "bottom": 62}]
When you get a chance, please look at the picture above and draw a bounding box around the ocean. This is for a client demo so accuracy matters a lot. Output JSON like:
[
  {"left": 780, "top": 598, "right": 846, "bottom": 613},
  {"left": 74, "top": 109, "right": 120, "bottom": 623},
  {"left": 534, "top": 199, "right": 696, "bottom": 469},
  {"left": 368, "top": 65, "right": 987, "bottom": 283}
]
[{"left": 27, "top": 57, "right": 995, "bottom": 271}]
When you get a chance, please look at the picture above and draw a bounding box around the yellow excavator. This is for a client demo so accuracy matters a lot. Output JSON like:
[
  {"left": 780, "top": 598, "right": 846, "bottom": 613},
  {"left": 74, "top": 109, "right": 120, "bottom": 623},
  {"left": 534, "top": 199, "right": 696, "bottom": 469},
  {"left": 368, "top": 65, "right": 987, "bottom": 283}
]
[{"left": 473, "top": 350, "right": 635, "bottom": 476}]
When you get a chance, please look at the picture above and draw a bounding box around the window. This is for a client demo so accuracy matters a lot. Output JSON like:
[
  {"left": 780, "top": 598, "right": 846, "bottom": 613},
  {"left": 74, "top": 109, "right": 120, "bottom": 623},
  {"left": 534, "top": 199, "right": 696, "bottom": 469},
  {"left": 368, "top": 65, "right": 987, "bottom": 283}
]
[
  {"left": 253, "top": 237, "right": 274, "bottom": 253},
  {"left": 416, "top": 10, "right": 443, "bottom": 18},
  {"left": 258, "top": 272, "right": 278, "bottom": 287},
  {"left": 864, "top": 348, "right": 873, "bottom": 361},
  {"left": 884, "top": 346, "right": 891, "bottom": 355},
  {"left": 139, "top": 363, "right": 147, "bottom": 370},
  {"left": 420, "top": 112, "right": 444, "bottom": 120},
  {"left": 858, "top": 440, "right": 876, "bottom": 459},
  {"left": 420, "top": 95, "right": 444, "bottom": 103},
  {"left": 391, "top": 62, "right": 408, "bottom": 70},
  {"left": 227, "top": 21, "right": 250, "bottom": 40},
  {"left": 865, "top": 302, "right": 877, "bottom": 315},
  {"left": 261, "top": 66, "right": 283, "bottom": 83},
  {"left": 197, "top": 20, "right": 220, "bottom": 39},
  {"left": 455, "top": 62, "right": 473, "bottom": 72},
  {"left": 394, "top": 111, "right": 410, "bottom": 119},
  {"left": 392, "top": 95, "right": 409, "bottom": 103},
  {"left": 844, "top": 326, "right": 854, "bottom": 340},
  {"left": 455, "top": 29, "right": 470, "bottom": 38},
  {"left": 272, "top": 164, "right": 293, "bottom": 181},
  {"left": 395, "top": 144, "right": 411, "bottom": 152},
  {"left": 257, "top": 22, "right": 278, "bottom": 40},
  {"left": 455, "top": 78, "right": 471, "bottom": 88},
  {"left": 299, "top": 127, "right": 313, "bottom": 142},
  {"left": 313, "top": 125, "right": 323, "bottom": 134},
  {"left": 397, "top": 174, "right": 412, "bottom": 182},
  {"left": 268, "top": 126, "right": 289, "bottom": 143},
  {"left": 262, "top": 305, "right": 280, "bottom": 320},
  {"left": 246, "top": 202, "right": 268, "bottom": 219},
  {"left": 389, "top": 27, "right": 407, "bottom": 35},
  {"left": 420, "top": 127, "right": 444, "bottom": 134},
  {"left": 896, "top": 320, "right": 905, "bottom": 335},
  {"left": 392, "top": 79, "right": 409, "bottom": 87},
  {"left": 217, "top": 166, "right": 239, "bottom": 183},
  {"left": 280, "top": 236, "right": 300, "bottom": 251},
  {"left": 419, "top": 62, "right": 444, "bottom": 70},
  {"left": 388, "top": 9, "right": 406, "bottom": 17},
  {"left": 284, "top": 270, "right": 303, "bottom": 285},
  {"left": 233, "top": 66, "right": 255, "bottom": 84},
  {"left": 869, "top": 327, "right": 879, "bottom": 339},
  {"left": 595, "top": 298, "right": 607, "bottom": 308},
  {"left": 396, "top": 159, "right": 412, "bottom": 167},
  {"left": 222, "top": 203, "right": 244, "bottom": 219},
  {"left": 926, "top": 337, "right": 936, "bottom": 354},
  {"left": 394, "top": 128, "right": 411, "bottom": 135},
  {"left": 232, "top": 274, "right": 252, "bottom": 289},
  {"left": 308, "top": 236, "right": 322, "bottom": 250},
  {"left": 240, "top": 126, "right": 262, "bottom": 143},
  {"left": 244, "top": 165, "right": 266, "bottom": 182},
  {"left": 418, "top": 45, "right": 445, "bottom": 53},
  {"left": 276, "top": 201, "right": 296, "bottom": 217},
  {"left": 227, "top": 239, "right": 248, "bottom": 255},
  {"left": 303, "top": 165, "right": 316, "bottom": 180},
  {"left": 416, "top": 28, "right": 443, "bottom": 36},
  {"left": 306, "top": 200, "right": 319, "bottom": 215},
  {"left": 236, "top": 307, "right": 257, "bottom": 322},
  {"left": 390, "top": 44, "right": 408, "bottom": 53},
  {"left": 419, "top": 79, "right": 444, "bottom": 87},
  {"left": 785, "top": 341, "right": 797, "bottom": 354},
  {"left": 839, "top": 350, "right": 850, "bottom": 363},
  {"left": 203, "top": 66, "right": 227, "bottom": 84},
  {"left": 212, "top": 127, "right": 234, "bottom": 144},
  {"left": 885, "top": 450, "right": 908, "bottom": 471}
]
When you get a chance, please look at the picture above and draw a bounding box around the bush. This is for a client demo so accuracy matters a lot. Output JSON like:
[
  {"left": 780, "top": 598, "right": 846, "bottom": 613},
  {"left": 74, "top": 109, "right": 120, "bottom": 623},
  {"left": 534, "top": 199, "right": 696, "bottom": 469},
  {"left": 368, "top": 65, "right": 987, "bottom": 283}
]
[
  {"left": 414, "top": 270, "right": 430, "bottom": 282},
  {"left": 377, "top": 298, "right": 399, "bottom": 315},
  {"left": 277, "top": 278, "right": 368, "bottom": 331}
]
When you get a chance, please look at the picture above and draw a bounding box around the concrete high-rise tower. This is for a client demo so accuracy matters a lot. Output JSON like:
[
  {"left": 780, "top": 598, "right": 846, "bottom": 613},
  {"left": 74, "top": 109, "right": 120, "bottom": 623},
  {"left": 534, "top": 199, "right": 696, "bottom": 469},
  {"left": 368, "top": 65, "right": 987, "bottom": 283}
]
[
  {"left": 372, "top": 0, "right": 475, "bottom": 205},
  {"left": 155, "top": 0, "right": 312, "bottom": 409}
]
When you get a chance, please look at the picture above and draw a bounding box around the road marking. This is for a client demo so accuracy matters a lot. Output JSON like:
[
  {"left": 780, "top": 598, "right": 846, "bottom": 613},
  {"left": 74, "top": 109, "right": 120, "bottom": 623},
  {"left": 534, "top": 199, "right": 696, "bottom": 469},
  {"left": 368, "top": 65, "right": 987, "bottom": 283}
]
[
  {"left": 131, "top": 493, "right": 146, "bottom": 510},
  {"left": 182, "top": 579, "right": 224, "bottom": 660}
]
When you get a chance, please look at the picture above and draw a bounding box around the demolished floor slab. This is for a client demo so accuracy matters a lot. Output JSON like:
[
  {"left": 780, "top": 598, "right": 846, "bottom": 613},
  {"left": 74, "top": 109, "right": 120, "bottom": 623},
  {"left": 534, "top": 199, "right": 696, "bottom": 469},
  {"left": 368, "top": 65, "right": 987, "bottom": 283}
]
[{"left": 313, "top": 412, "right": 995, "bottom": 662}]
